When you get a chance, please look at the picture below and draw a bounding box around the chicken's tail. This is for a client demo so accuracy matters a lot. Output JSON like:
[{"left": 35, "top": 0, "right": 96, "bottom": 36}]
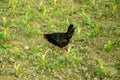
[{"left": 66, "top": 24, "right": 75, "bottom": 38}]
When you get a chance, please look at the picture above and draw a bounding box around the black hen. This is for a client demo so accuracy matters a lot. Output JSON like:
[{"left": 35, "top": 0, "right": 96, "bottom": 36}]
[{"left": 44, "top": 24, "right": 75, "bottom": 48}]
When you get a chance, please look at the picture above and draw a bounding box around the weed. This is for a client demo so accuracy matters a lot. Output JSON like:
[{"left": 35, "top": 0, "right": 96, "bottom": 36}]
[
  {"left": 76, "top": 23, "right": 81, "bottom": 34},
  {"left": 0, "top": 0, "right": 120, "bottom": 79},
  {"left": 39, "top": 49, "right": 52, "bottom": 67},
  {"left": 0, "top": 17, "right": 9, "bottom": 42},
  {"left": 113, "top": 37, "right": 120, "bottom": 45},
  {"left": 94, "top": 60, "right": 108, "bottom": 78},
  {"left": 103, "top": 40, "right": 113, "bottom": 51},
  {"left": 66, "top": 45, "right": 72, "bottom": 58},
  {"left": 14, "top": 63, "right": 21, "bottom": 77},
  {"left": 80, "top": 8, "right": 91, "bottom": 26},
  {"left": 39, "top": 2, "right": 47, "bottom": 20},
  {"left": 94, "top": 60, "right": 118, "bottom": 79},
  {"left": 0, "top": 46, "right": 6, "bottom": 51}
]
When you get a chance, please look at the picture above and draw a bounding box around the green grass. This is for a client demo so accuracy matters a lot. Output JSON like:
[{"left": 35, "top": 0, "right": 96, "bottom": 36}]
[{"left": 0, "top": 0, "right": 120, "bottom": 79}]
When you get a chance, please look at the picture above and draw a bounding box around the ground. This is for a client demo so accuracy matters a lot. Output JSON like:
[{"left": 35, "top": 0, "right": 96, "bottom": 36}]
[{"left": 0, "top": 0, "right": 120, "bottom": 80}]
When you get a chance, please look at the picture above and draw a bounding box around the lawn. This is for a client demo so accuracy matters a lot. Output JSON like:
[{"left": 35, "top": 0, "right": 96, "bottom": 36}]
[{"left": 0, "top": 0, "right": 120, "bottom": 80}]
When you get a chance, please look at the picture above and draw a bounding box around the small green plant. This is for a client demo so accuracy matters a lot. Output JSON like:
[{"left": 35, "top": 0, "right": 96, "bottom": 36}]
[
  {"left": 53, "top": 0, "right": 57, "bottom": 7},
  {"left": 83, "top": 16, "right": 91, "bottom": 25},
  {"left": 24, "top": 24, "right": 31, "bottom": 35},
  {"left": 94, "top": 60, "right": 108, "bottom": 78},
  {"left": 39, "top": 2, "right": 46, "bottom": 19},
  {"left": 39, "top": 49, "right": 51, "bottom": 67},
  {"left": 76, "top": 24, "right": 81, "bottom": 35},
  {"left": 14, "top": 63, "right": 21, "bottom": 77},
  {"left": 21, "top": 6, "right": 34, "bottom": 35},
  {"left": 93, "top": 4, "right": 99, "bottom": 10},
  {"left": 91, "top": 0, "right": 99, "bottom": 10},
  {"left": 0, "top": 45, "right": 6, "bottom": 51},
  {"left": 66, "top": 45, "right": 72, "bottom": 59},
  {"left": 111, "top": 2, "right": 117, "bottom": 15},
  {"left": 86, "top": 23, "right": 100, "bottom": 37},
  {"left": 66, "top": 18, "right": 70, "bottom": 26},
  {"left": 28, "top": 45, "right": 41, "bottom": 57},
  {"left": 103, "top": 40, "right": 113, "bottom": 51},
  {"left": 40, "top": 53, "right": 46, "bottom": 66},
  {"left": 94, "top": 24, "right": 100, "bottom": 35},
  {"left": 70, "top": 1, "right": 75, "bottom": 14},
  {"left": 64, "top": 45, "right": 78, "bottom": 65},
  {"left": 113, "top": 37, "right": 120, "bottom": 45},
  {"left": 0, "top": 0, "right": 119, "bottom": 79},
  {"left": 2, "top": 27, "right": 9, "bottom": 39},
  {"left": 86, "top": 31, "right": 93, "bottom": 37},
  {"left": 0, "top": 17, "right": 9, "bottom": 42},
  {"left": 0, "top": 31, "right": 4, "bottom": 42},
  {"left": 80, "top": 8, "right": 91, "bottom": 26},
  {"left": 95, "top": 60, "right": 118, "bottom": 78},
  {"left": 8, "top": 0, "right": 17, "bottom": 14}
]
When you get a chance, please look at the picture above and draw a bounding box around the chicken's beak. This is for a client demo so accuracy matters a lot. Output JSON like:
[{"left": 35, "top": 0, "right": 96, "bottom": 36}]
[{"left": 43, "top": 34, "right": 46, "bottom": 38}]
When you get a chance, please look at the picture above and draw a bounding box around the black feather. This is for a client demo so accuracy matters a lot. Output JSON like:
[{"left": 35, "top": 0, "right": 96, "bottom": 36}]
[
  {"left": 44, "top": 24, "right": 75, "bottom": 48},
  {"left": 66, "top": 24, "right": 75, "bottom": 39}
]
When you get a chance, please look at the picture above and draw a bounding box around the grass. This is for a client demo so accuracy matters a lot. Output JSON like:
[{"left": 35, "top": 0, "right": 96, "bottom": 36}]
[{"left": 0, "top": 0, "right": 120, "bottom": 79}]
